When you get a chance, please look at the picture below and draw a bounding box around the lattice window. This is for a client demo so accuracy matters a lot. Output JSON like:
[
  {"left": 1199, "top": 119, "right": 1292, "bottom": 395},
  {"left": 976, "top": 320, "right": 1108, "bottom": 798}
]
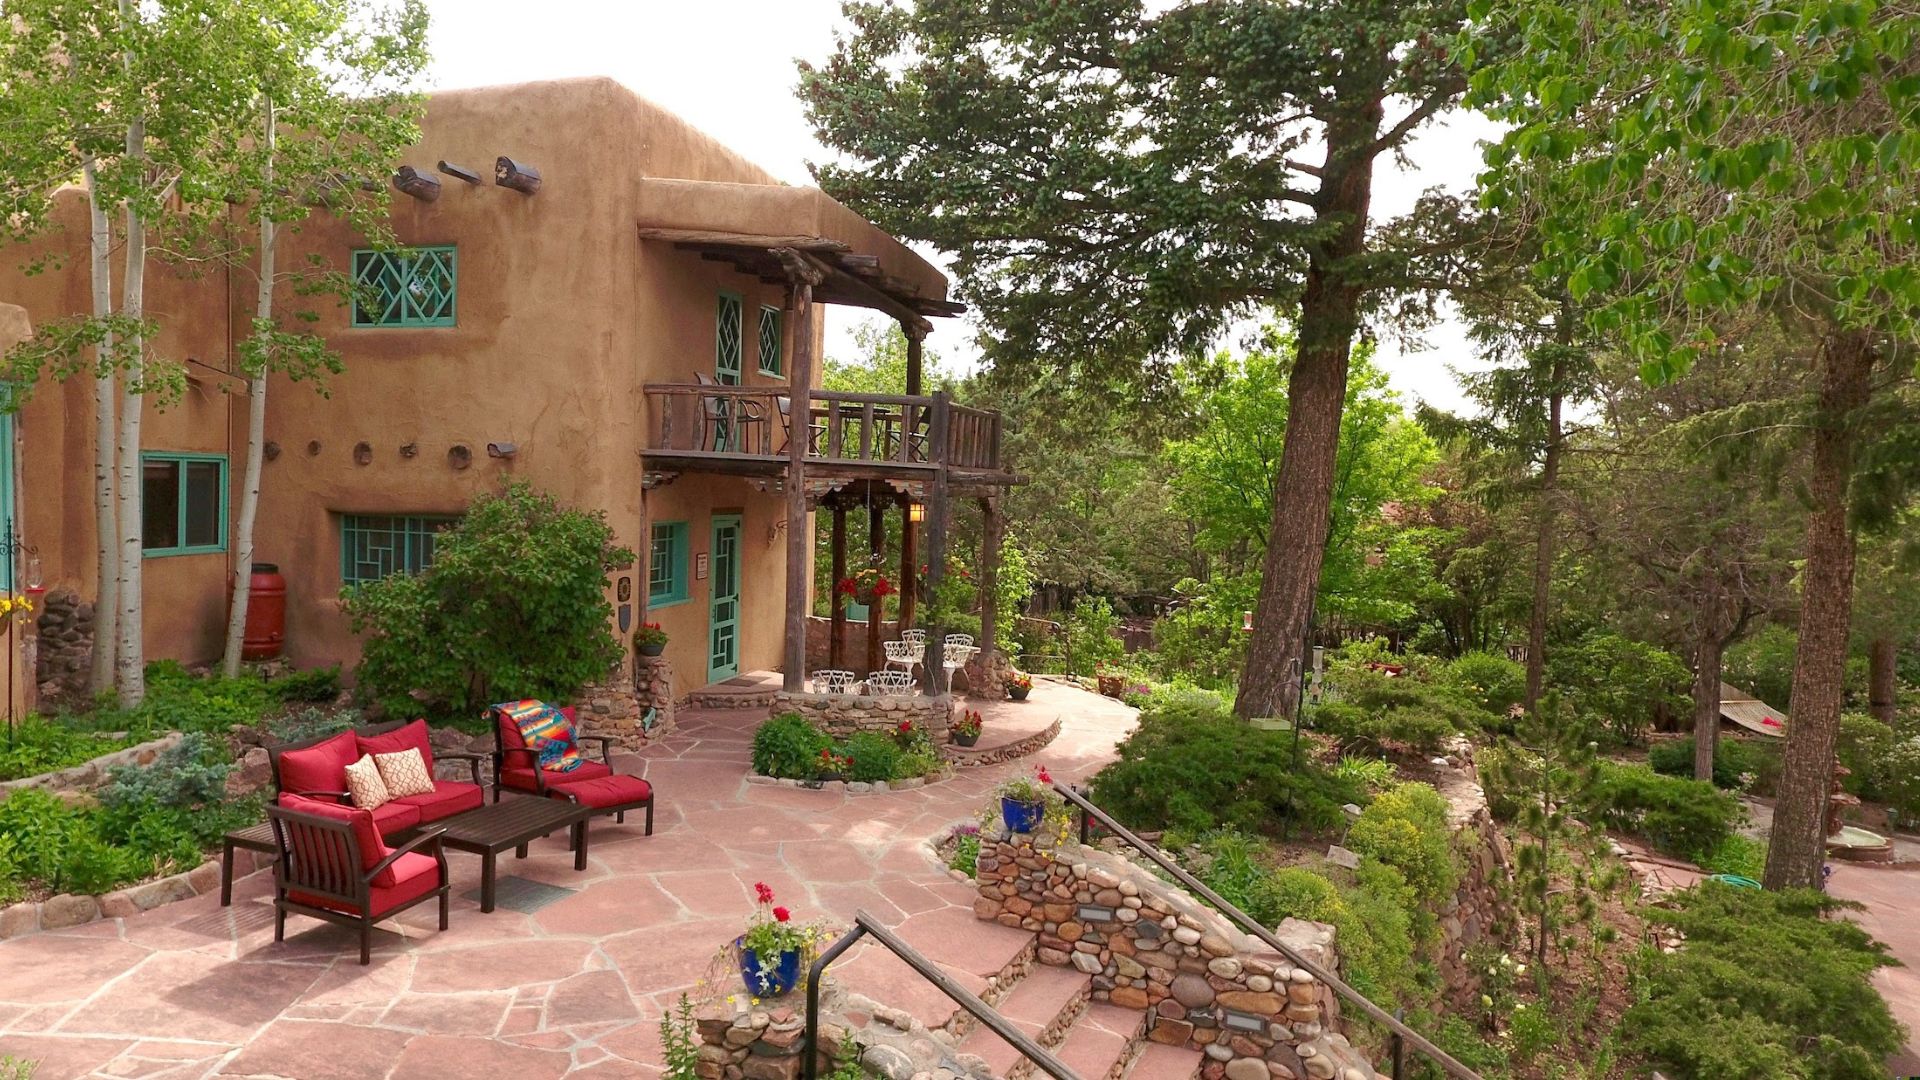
[
  {"left": 757, "top": 305, "right": 783, "bottom": 376},
  {"left": 340, "top": 514, "right": 457, "bottom": 586},
  {"left": 351, "top": 246, "right": 457, "bottom": 327},
  {"left": 649, "top": 521, "right": 689, "bottom": 605},
  {"left": 716, "top": 292, "right": 742, "bottom": 383}
]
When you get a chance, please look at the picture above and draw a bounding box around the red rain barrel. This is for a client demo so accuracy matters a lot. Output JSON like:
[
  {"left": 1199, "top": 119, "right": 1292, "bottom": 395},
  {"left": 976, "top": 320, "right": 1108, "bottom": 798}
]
[{"left": 240, "top": 563, "right": 287, "bottom": 660}]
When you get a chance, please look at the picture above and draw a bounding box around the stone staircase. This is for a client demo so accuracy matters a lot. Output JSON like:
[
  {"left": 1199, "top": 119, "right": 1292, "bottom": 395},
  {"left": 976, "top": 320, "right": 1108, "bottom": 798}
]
[{"left": 828, "top": 909, "right": 1206, "bottom": 1080}]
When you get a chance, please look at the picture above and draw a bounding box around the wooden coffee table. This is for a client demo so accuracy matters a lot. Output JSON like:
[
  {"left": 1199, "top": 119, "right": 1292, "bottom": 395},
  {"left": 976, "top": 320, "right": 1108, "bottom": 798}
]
[{"left": 434, "top": 797, "right": 593, "bottom": 913}]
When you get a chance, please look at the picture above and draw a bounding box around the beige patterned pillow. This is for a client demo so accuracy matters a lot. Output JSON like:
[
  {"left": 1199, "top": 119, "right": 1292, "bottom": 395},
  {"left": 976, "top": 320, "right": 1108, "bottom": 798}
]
[
  {"left": 374, "top": 748, "right": 435, "bottom": 798},
  {"left": 343, "top": 753, "right": 391, "bottom": 810}
]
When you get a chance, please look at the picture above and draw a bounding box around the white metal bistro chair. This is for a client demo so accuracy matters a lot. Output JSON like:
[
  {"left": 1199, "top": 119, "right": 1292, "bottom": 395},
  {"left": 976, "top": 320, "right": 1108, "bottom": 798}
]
[
  {"left": 883, "top": 639, "right": 924, "bottom": 676},
  {"left": 944, "top": 633, "right": 974, "bottom": 649},
  {"left": 810, "top": 669, "right": 858, "bottom": 694},
  {"left": 940, "top": 643, "right": 980, "bottom": 693},
  {"left": 863, "top": 669, "right": 918, "bottom": 695},
  {"left": 899, "top": 628, "right": 927, "bottom": 648}
]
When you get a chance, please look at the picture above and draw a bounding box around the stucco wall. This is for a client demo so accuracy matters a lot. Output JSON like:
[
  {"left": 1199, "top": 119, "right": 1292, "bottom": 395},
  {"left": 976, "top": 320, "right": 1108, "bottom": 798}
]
[{"left": 1, "top": 77, "right": 854, "bottom": 687}]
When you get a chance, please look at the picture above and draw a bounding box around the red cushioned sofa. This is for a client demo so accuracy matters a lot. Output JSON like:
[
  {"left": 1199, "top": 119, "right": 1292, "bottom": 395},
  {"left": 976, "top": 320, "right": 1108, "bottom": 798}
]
[
  {"left": 266, "top": 794, "right": 450, "bottom": 964},
  {"left": 491, "top": 704, "right": 654, "bottom": 834},
  {"left": 268, "top": 719, "right": 489, "bottom": 838}
]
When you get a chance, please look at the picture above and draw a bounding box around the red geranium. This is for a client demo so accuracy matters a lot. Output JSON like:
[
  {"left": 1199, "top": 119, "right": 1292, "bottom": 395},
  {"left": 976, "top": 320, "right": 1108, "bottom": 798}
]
[
  {"left": 755, "top": 881, "right": 774, "bottom": 905},
  {"left": 1037, "top": 766, "right": 1053, "bottom": 785},
  {"left": 773, "top": 906, "right": 791, "bottom": 922}
]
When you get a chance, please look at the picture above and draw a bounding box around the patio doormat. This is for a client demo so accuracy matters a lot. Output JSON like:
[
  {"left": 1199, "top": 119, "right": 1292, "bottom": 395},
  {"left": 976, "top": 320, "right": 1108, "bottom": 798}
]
[{"left": 464, "top": 876, "right": 577, "bottom": 914}]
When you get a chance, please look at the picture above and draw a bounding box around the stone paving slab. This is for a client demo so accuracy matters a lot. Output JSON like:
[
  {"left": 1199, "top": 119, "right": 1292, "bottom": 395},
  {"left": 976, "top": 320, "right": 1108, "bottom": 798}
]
[{"left": 0, "top": 679, "right": 1138, "bottom": 1079}]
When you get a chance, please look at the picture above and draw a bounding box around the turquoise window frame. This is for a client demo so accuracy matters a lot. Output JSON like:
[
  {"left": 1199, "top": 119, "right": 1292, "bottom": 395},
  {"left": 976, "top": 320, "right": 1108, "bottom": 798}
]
[
  {"left": 716, "top": 291, "right": 743, "bottom": 384},
  {"left": 141, "top": 452, "right": 228, "bottom": 557},
  {"left": 757, "top": 305, "right": 784, "bottom": 377},
  {"left": 649, "top": 521, "right": 690, "bottom": 607},
  {"left": 351, "top": 245, "right": 457, "bottom": 327},
  {"left": 340, "top": 514, "right": 458, "bottom": 587}
]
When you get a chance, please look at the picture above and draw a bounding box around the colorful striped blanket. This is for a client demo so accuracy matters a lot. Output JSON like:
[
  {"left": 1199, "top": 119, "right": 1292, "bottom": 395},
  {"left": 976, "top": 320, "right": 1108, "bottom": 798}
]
[{"left": 495, "top": 699, "right": 585, "bottom": 773}]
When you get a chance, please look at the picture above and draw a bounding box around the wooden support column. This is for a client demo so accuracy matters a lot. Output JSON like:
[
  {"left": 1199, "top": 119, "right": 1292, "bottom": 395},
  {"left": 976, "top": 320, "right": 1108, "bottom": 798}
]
[
  {"left": 976, "top": 496, "right": 1004, "bottom": 695},
  {"left": 829, "top": 503, "right": 847, "bottom": 670},
  {"left": 867, "top": 500, "right": 885, "bottom": 676},
  {"left": 777, "top": 249, "right": 824, "bottom": 692},
  {"left": 899, "top": 324, "right": 925, "bottom": 631},
  {"left": 921, "top": 391, "right": 952, "bottom": 695}
]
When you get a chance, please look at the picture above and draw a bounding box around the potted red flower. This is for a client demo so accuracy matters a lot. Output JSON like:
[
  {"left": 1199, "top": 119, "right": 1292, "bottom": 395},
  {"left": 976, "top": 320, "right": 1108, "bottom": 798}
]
[
  {"left": 997, "top": 765, "right": 1053, "bottom": 833},
  {"left": 634, "top": 622, "right": 668, "bottom": 657},
  {"left": 735, "top": 883, "right": 826, "bottom": 997},
  {"left": 1005, "top": 671, "right": 1033, "bottom": 702},
  {"left": 836, "top": 568, "right": 895, "bottom": 608},
  {"left": 951, "top": 710, "right": 983, "bottom": 747}
]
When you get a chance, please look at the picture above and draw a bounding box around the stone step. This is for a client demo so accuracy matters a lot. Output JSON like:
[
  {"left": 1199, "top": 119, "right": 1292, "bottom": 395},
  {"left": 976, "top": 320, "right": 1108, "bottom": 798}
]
[
  {"left": 1124, "top": 1042, "right": 1204, "bottom": 1080},
  {"left": 1051, "top": 1002, "right": 1145, "bottom": 1080},
  {"left": 954, "top": 964, "right": 1090, "bottom": 1075},
  {"left": 831, "top": 906, "right": 1037, "bottom": 1034}
]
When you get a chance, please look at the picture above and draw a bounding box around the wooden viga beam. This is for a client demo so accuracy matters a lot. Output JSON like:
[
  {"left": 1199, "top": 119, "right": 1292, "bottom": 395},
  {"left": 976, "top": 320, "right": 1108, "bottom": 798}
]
[
  {"left": 392, "top": 165, "right": 442, "bottom": 203},
  {"left": 496, "top": 156, "right": 542, "bottom": 195}
]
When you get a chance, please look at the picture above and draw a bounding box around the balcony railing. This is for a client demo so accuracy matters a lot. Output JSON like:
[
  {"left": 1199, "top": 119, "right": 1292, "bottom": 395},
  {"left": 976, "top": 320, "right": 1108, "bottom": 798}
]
[{"left": 644, "top": 385, "right": 1004, "bottom": 473}]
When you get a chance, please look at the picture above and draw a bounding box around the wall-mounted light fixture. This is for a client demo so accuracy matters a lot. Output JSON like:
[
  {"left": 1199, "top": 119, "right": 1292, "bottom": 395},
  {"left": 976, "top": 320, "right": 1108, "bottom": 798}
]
[{"left": 909, "top": 502, "right": 926, "bottom": 524}]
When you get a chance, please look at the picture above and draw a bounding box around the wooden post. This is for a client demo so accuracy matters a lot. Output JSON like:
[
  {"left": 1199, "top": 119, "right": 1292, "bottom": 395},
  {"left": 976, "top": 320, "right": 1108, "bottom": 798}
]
[
  {"left": 900, "top": 324, "right": 925, "bottom": 630},
  {"left": 778, "top": 251, "right": 824, "bottom": 693},
  {"left": 977, "top": 496, "right": 1004, "bottom": 696},
  {"left": 921, "top": 392, "right": 952, "bottom": 695},
  {"left": 867, "top": 499, "right": 885, "bottom": 676},
  {"left": 829, "top": 503, "right": 847, "bottom": 670}
]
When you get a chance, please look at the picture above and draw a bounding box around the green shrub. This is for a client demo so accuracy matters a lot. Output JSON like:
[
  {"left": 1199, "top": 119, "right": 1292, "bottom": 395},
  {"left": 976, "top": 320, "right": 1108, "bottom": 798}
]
[
  {"left": 1344, "top": 782, "right": 1458, "bottom": 906},
  {"left": 1648, "top": 737, "right": 1781, "bottom": 792},
  {"left": 1589, "top": 762, "right": 1742, "bottom": 861},
  {"left": 0, "top": 718, "right": 142, "bottom": 782},
  {"left": 1312, "top": 658, "right": 1491, "bottom": 753},
  {"left": 949, "top": 832, "right": 980, "bottom": 876},
  {"left": 344, "top": 482, "right": 634, "bottom": 728},
  {"left": 1546, "top": 630, "right": 1689, "bottom": 745},
  {"left": 1091, "top": 698, "right": 1359, "bottom": 835},
  {"left": 1063, "top": 595, "right": 1126, "bottom": 677},
  {"left": 752, "top": 714, "right": 832, "bottom": 779},
  {"left": 98, "top": 733, "right": 231, "bottom": 812},
  {"left": 1329, "top": 755, "right": 1396, "bottom": 794},
  {"left": 265, "top": 706, "right": 359, "bottom": 744},
  {"left": 841, "top": 732, "right": 901, "bottom": 783},
  {"left": 270, "top": 665, "right": 342, "bottom": 703},
  {"left": 1624, "top": 885, "right": 1903, "bottom": 1079},
  {"left": 1439, "top": 650, "right": 1527, "bottom": 717},
  {"left": 895, "top": 748, "right": 942, "bottom": 779},
  {"left": 1149, "top": 577, "right": 1253, "bottom": 690},
  {"left": 1698, "top": 834, "right": 1767, "bottom": 879}
]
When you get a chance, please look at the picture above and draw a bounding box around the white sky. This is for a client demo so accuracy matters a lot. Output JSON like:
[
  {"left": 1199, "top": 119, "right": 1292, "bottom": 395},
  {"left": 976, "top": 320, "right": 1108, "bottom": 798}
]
[{"left": 422, "top": 0, "right": 1498, "bottom": 414}]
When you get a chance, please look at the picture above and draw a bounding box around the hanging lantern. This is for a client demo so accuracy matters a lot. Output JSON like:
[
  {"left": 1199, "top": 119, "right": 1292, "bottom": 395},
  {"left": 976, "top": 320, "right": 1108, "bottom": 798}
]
[{"left": 1241, "top": 610, "right": 1254, "bottom": 633}]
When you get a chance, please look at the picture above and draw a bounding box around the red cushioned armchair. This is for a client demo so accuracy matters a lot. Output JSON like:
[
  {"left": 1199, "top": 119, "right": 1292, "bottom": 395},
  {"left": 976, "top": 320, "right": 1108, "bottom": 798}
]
[
  {"left": 491, "top": 704, "right": 655, "bottom": 833},
  {"left": 267, "top": 795, "right": 450, "bottom": 964}
]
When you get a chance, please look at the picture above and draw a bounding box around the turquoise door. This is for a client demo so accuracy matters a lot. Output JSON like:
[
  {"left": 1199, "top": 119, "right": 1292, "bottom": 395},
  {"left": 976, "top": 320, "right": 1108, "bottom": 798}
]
[{"left": 708, "top": 514, "right": 742, "bottom": 682}]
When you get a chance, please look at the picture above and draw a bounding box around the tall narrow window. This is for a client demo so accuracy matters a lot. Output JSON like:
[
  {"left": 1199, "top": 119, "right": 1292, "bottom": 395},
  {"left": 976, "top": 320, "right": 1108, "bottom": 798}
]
[
  {"left": 757, "top": 305, "right": 783, "bottom": 377},
  {"left": 649, "top": 521, "right": 690, "bottom": 606},
  {"left": 351, "top": 246, "right": 457, "bottom": 327},
  {"left": 141, "top": 453, "right": 227, "bottom": 556},
  {"left": 340, "top": 514, "right": 457, "bottom": 586},
  {"left": 716, "top": 292, "right": 743, "bottom": 384}
]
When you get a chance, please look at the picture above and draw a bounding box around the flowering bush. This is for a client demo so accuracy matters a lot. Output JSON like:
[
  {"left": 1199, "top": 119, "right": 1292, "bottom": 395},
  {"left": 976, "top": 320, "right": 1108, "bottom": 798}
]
[
  {"left": 634, "top": 622, "right": 668, "bottom": 647},
  {"left": 815, "top": 747, "right": 853, "bottom": 777},
  {"left": 952, "top": 710, "right": 983, "bottom": 738}
]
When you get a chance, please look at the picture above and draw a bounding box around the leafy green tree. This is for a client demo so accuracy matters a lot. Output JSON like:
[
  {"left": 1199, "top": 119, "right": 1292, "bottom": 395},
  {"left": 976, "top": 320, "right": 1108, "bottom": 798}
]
[
  {"left": 1468, "top": 0, "right": 1920, "bottom": 888},
  {"left": 343, "top": 483, "right": 635, "bottom": 726},
  {"left": 801, "top": 0, "right": 1475, "bottom": 721},
  {"left": 1162, "top": 328, "right": 1445, "bottom": 630},
  {"left": 208, "top": 0, "right": 429, "bottom": 677}
]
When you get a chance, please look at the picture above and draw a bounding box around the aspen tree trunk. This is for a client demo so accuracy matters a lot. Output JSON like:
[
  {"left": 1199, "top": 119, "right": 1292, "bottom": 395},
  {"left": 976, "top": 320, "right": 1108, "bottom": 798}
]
[
  {"left": 81, "top": 159, "right": 120, "bottom": 696},
  {"left": 113, "top": 18, "right": 148, "bottom": 706},
  {"left": 222, "top": 97, "right": 274, "bottom": 677}
]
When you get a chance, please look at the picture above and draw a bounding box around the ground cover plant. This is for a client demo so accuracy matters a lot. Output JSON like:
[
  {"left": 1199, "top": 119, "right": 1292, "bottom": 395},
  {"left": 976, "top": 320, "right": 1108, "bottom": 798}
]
[{"left": 749, "top": 714, "right": 944, "bottom": 784}]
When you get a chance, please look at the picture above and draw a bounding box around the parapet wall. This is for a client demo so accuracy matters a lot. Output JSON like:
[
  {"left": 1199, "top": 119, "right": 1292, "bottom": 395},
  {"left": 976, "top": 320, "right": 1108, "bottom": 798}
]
[{"left": 771, "top": 690, "right": 953, "bottom": 740}]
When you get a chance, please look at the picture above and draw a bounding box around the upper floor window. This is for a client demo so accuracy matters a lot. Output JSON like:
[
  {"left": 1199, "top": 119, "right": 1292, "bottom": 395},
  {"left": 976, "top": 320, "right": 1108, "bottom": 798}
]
[
  {"left": 757, "top": 306, "right": 784, "bottom": 377},
  {"left": 649, "top": 521, "right": 690, "bottom": 606},
  {"left": 142, "top": 453, "right": 226, "bottom": 556},
  {"left": 716, "top": 292, "right": 743, "bottom": 384},
  {"left": 352, "top": 246, "right": 456, "bottom": 327},
  {"left": 341, "top": 513, "right": 457, "bottom": 586}
]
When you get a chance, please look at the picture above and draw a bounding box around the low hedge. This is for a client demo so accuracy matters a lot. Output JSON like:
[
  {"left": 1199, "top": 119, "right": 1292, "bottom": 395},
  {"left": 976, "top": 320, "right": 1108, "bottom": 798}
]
[{"left": 1588, "top": 762, "right": 1742, "bottom": 861}]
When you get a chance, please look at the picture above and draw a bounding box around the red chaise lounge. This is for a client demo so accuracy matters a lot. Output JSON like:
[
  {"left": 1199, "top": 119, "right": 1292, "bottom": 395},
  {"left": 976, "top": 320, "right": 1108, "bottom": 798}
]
[
  {"left": 266, "top": 795, "right": 450, "bottom": 964},
  {"left": 269, "top": 719, "right": 489, "bottom": 838},
  {"left": 491, "top": 704, "right": 655, "bottom": 835}
]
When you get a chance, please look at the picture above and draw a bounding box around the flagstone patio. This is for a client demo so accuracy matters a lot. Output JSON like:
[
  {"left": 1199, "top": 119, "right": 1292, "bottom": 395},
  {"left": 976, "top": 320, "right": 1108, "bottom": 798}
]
[{"left": 0, "top": 680, "right": 1139, "bottom": 1080}]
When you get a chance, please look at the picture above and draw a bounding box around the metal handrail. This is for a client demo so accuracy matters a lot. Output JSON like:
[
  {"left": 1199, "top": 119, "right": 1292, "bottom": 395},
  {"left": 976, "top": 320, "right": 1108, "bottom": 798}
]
[
  {"left": 803, "top": 909, "right": 1082, "bottom": 1080},
  {"left": 1051, "top": 783, "right": 1484, "bottom": 1080}
]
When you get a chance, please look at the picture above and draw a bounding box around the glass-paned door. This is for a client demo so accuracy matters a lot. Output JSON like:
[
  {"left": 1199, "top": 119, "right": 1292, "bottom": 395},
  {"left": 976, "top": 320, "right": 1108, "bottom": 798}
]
[{"left": 708, "top": 514, "right": 742, "bottom": 682}]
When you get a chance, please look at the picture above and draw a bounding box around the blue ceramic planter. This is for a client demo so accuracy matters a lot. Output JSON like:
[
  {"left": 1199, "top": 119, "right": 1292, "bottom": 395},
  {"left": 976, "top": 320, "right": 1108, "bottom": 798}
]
[
  {"left": 736, "top": 937, "right": 802, "bottom": 997},
  {"left": 1001, "top": 795, "right": 1045, "bottom": 834}
]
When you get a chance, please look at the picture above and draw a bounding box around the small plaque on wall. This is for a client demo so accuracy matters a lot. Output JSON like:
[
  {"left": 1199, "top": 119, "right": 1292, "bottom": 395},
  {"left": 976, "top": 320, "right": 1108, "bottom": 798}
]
[{"left": 695, "top": 553, "right": 709, "bottom": 580}]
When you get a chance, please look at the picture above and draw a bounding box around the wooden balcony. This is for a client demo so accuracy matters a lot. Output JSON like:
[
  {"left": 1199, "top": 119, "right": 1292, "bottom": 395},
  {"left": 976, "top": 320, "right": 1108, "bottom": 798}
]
[{"left": 642, "top": 385, "right": 1011, "bottom": 490}]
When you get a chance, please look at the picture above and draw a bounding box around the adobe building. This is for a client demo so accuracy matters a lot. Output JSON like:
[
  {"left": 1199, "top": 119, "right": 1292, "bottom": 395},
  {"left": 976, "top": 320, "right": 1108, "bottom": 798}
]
[{"left": 1, "top": 78, "right": 1013, "bottom": 721}]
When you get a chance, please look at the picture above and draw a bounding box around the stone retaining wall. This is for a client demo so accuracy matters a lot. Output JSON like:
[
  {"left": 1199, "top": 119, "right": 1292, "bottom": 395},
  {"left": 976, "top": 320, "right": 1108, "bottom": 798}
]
[
  {"left": 575, "top": 655, "right": 676, "bottom": 749},
  {"left": 0, "top": 732, "right": 183, "bottom": 803},
  {"left": 804, "top": 614, "right": 904, "bottom": 676},
  {"left": 1436, "top": 806, "right": 1512, "bottom": 1001},
  {"left": 943, "top": 717, "right": 1062, "bottom": 768},
  {"left": 976, "top": 833, "right": 1378, "bottom": 1080},
  {"left": 0, "top": 853, "right": 258, "bottom": 940},
  {"left": 771, "top": 690, "right": 954, "bottom": 740},
  {"left": 33, "top": 588, "right": 94, "bottom": 696}
]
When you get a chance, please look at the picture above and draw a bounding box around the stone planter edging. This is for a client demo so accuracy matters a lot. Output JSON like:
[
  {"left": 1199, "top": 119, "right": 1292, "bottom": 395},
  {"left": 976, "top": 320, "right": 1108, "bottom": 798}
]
[
  {"left": 0, "top": 731, "right": 184, "bottom": 804},
  {"left": 0, "top": 851, "right": 272, "bottom": 941},
  {"left": 744, "top": 768, "right": 955, "bottom": 795},
  {"left": 942, "top": 716, "right": 1062, "bottom": 768}
]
